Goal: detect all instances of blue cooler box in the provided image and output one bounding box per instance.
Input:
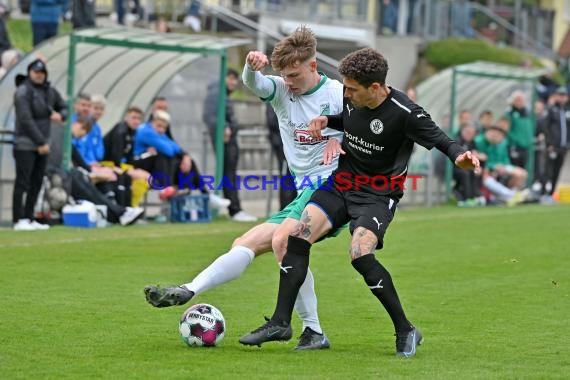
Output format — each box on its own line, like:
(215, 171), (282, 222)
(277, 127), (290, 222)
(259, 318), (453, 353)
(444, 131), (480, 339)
(62, 203), (98, 228)
(170, 194), (211, 223)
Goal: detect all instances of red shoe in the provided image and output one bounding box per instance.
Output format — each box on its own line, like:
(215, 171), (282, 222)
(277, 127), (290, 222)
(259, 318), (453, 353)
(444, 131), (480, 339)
(159, 186), (177, 201)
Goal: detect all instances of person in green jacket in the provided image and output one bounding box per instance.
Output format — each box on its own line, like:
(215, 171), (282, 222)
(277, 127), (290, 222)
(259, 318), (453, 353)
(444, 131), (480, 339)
(474, 119), (529, 204)
(505, 90), (534, 169)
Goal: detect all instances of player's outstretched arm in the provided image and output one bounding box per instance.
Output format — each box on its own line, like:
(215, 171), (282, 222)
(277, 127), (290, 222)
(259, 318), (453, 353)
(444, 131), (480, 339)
(455, 150), (481, 172)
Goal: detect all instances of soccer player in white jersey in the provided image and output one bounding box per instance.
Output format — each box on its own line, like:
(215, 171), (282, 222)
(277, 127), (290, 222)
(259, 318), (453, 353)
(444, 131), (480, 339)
(144, 26), (344, 350)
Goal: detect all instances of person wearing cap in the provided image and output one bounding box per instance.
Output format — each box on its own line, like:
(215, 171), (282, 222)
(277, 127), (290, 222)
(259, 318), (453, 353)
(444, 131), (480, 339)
(13, 58), (68, 230)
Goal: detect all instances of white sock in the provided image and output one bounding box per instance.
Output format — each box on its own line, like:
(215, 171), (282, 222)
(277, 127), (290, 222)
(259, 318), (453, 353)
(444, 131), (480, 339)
(294, 267), (323, 334)
(183, 246), (254, 296)
(484, 176), (514, 201)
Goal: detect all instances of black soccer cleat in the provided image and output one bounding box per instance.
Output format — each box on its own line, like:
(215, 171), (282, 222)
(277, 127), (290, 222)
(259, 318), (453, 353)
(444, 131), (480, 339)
(395, 326), (423, 357)
(294, 327), (330, 350)
(144, 285), (194, 308)
(239, 317), (292, 347)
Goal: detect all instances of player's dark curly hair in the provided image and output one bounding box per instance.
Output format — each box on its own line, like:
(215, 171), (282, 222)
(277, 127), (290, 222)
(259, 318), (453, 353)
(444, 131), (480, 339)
(338, 48), (389, 88)
(271, 26), (317, 71)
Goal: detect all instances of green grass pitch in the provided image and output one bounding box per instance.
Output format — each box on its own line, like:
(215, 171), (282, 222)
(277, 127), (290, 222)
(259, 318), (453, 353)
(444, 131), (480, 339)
(1, 205), (569, 379)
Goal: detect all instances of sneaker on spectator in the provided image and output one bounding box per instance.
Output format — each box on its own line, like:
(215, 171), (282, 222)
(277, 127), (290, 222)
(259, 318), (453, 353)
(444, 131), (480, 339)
(125, 13), (138, 24)
(507, 189), (530, 207)
(231, 211), (258, 222)
(119, 207), (145, 226)
(476, 196), (487, 207)
(31, 220), (50, 230)
(159, 186), (177, 201)
(209, 193), (231, 210)
(539, 195), (557, 205)
(14, 219), (37, 231)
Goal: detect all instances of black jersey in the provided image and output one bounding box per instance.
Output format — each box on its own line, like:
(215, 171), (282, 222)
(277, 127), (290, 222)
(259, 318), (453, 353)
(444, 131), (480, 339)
(327, 87), (464, 199)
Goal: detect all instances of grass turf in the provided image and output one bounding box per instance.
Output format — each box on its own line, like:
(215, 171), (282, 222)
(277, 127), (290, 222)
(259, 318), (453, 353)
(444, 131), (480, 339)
(6, 19), (72, 53)
(0, 205), (569, 379)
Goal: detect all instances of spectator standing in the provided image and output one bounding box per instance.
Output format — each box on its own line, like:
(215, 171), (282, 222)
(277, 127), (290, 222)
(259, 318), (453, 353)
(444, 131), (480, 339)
(0, 1), (12, 58)
(533, 99), (548, 195)
(266, 103), (296, 210)
(505, 90), (534, 169)
(381, 0), (398, 35)
(71, 0), (95, 29)
(30, 0), (67, 46)
(13, 59), (67, 230)
(203, 68), (257, 222)
(184, 0), (201, 32)
(543, 87), (570, 198)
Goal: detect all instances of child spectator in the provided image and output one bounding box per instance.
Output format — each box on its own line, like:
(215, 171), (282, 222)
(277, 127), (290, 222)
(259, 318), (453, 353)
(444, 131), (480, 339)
(453, 123), (485, 206)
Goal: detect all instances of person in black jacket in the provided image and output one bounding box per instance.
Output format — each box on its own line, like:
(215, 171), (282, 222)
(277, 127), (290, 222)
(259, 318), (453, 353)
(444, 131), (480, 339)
(202, 69), (257, 222)
(453, 123), (485, 206)
(104, 106), (144, 167)
(13, 59), (67, 231)
(543, 87), (570, 197)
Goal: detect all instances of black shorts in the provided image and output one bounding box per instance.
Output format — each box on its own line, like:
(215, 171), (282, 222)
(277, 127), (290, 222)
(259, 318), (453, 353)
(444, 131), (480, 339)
(308, 184), (398, 250)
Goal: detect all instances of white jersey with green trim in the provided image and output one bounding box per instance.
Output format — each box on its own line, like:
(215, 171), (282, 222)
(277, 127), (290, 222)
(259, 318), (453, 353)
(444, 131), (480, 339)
(265, 74), (344, 188)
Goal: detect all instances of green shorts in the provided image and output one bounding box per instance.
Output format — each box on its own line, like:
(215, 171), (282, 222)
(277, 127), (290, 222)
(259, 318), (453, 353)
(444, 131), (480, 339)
(266, 188), (346, 237)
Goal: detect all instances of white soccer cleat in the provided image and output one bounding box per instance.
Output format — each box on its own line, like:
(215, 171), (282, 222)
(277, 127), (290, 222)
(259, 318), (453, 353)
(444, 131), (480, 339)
(231, 211), (258, 222)
(209, 193), (231, 210)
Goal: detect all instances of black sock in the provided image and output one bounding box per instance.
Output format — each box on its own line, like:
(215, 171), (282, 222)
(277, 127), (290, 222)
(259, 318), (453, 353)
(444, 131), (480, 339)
(352, 255), (412, 333)
(271, 236), (311, 325)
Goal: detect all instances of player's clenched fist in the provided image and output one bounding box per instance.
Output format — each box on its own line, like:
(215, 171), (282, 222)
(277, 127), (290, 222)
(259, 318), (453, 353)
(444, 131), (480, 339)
(246, 51), (269, 71)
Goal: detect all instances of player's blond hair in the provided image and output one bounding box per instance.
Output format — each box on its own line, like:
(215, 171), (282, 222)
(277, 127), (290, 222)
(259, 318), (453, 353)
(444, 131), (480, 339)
(270, 26), (317, 71)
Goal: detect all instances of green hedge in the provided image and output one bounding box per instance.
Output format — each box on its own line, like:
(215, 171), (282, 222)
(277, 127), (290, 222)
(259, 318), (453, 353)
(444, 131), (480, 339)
(7, 19), (72, 53)
(425, 38), (542, 70)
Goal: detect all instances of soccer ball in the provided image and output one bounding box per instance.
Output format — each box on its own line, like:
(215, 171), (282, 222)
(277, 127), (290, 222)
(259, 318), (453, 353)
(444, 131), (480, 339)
(179, 304), (225, 347)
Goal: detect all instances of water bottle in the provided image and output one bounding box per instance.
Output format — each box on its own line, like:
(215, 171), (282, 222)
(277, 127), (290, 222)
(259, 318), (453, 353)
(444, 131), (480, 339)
(189, 198), (199, 221)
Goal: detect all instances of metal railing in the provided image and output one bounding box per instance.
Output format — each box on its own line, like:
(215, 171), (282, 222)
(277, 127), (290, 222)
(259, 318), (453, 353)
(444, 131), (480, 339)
(409, 0), (557, 60)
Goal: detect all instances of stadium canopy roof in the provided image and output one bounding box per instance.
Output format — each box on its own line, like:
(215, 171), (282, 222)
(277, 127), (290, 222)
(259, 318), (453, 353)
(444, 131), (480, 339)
(416, 61), (550, 132)
(0, 27), (250, 176)
(414, 61), (550, 197)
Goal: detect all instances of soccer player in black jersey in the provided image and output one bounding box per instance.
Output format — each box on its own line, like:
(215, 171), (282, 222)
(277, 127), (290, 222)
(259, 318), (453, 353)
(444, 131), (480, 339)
(239, 48), (480, 357)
